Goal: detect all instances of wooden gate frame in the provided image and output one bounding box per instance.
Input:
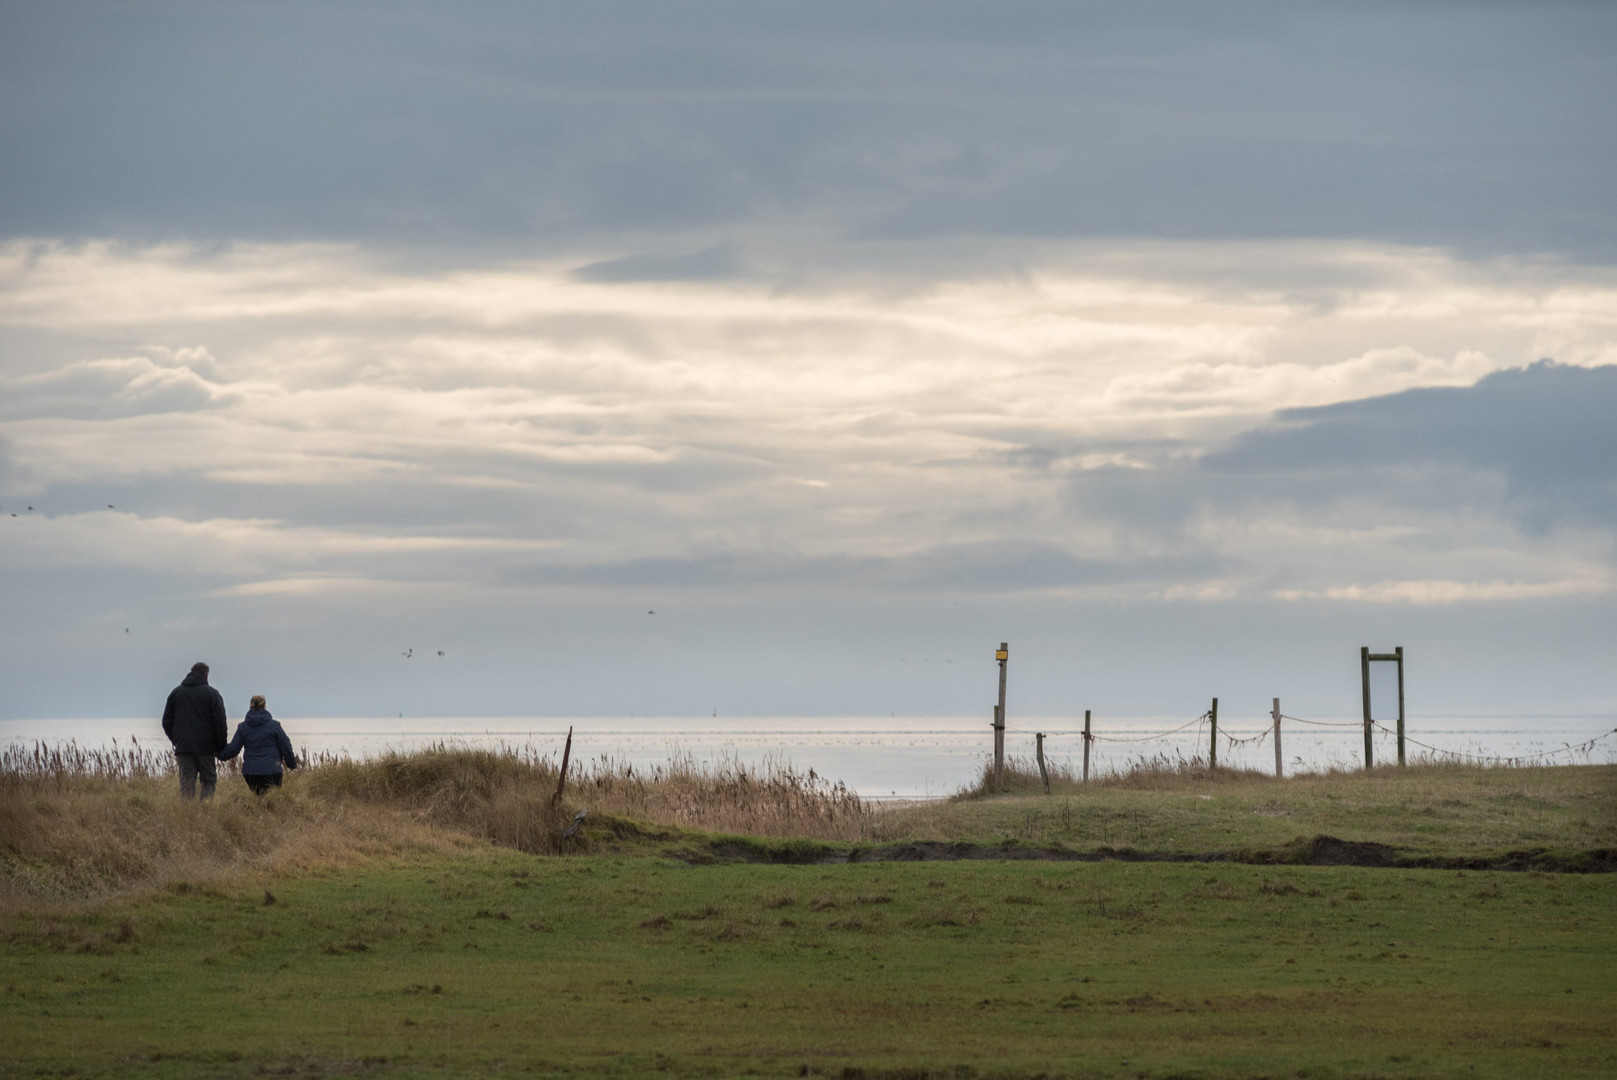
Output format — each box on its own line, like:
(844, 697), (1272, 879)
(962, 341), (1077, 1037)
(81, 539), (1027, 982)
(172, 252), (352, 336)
(1359, 645), (1406, 769)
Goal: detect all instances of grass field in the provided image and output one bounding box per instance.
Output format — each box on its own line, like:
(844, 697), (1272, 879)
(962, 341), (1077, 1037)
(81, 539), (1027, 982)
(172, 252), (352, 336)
(2, 750), (1614, 1078)
(885, 760), (1617, 861)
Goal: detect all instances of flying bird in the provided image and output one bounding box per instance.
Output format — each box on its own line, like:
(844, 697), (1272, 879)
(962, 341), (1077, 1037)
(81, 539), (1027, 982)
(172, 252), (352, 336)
(647, 610), (655, 615)
(437, 650), (445, 657)
(107, 504), (115, 509)
(402, 648), (413, 659)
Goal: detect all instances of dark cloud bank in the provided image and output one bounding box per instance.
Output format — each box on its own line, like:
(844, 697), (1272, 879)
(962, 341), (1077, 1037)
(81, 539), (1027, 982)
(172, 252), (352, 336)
(3, 1), (1614, 262)
(1063, 360), (1617, 548)
(1209, 361), (1617, 532)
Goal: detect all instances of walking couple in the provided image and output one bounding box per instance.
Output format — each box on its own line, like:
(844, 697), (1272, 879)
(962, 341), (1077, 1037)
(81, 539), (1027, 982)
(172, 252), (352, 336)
(161, 662), (299, 799)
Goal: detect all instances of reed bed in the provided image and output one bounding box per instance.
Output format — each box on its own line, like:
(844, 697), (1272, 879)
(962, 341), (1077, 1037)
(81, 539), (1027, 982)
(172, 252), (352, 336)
(950, 744), (1580, 800)
(0, 737), (173, 787)
(955, 750), (1272, 798)
(0, 740), (869, 904)
(571, 750), (867, 839)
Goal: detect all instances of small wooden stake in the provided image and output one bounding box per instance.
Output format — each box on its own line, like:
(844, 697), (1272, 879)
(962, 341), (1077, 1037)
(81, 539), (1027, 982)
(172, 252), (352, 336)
(552, 725), (573, 805)
(1035, 732), (1050, 795)
(1209, 697), (1219, 771)
(1272, 698), (1283, 779)
(1082, 709), (1092, 784)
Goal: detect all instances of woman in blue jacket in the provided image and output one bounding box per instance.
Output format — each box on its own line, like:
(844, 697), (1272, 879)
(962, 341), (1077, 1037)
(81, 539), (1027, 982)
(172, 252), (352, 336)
(218, 695), (299, 794)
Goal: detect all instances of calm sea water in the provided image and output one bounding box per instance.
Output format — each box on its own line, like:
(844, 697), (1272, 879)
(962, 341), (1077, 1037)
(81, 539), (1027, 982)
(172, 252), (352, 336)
(4, 713), (1613, 798)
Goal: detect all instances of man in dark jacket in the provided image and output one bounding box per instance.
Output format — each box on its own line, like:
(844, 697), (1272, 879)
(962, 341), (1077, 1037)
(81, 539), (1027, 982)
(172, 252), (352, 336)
(161, 662), (228, 799)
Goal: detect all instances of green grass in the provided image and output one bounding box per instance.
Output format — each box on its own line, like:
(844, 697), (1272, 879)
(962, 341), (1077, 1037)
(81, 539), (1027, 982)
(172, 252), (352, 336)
(3, 852), (1614, 1079)
(4, 758), (1615, 1077)
(884, 763), (1617, 860)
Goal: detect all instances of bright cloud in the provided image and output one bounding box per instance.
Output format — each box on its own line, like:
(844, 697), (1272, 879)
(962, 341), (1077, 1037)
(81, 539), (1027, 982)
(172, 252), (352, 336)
(2, 238), (1615, 717)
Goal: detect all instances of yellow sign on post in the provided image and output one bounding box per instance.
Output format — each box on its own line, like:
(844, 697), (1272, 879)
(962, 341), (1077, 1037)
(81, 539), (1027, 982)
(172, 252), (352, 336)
(996, 649), (1008, 661)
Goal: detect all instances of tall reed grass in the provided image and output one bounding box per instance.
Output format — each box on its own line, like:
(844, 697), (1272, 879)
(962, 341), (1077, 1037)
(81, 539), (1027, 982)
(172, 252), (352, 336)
(0, 737), (172, 787)
(957, 750), (1281, 798)
(953, 744), (1574, 800)
(1, 740), (869, 904)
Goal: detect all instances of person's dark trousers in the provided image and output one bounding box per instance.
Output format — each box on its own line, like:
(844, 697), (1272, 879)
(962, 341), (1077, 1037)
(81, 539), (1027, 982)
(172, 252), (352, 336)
(244, 772), (283, 796)
(175, 752), (218, 800)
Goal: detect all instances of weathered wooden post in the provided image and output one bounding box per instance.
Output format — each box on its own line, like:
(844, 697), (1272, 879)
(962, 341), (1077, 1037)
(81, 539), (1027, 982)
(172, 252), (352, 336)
(1395, 646), (1406, 767)
(1272, 698), (1282, 779)
(1359, 646), (1374, 770)
(993, 642), (1008, 793)
(1208, 697), (1219, 770)
(1082, 709), (1092, 784)
(1035, 732), (1050, 795)
(552, 724), (574, 805)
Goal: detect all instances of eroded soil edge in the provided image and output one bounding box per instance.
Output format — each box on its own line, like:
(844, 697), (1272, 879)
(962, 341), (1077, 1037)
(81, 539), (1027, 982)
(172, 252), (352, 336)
(687, 834), (1617, 873)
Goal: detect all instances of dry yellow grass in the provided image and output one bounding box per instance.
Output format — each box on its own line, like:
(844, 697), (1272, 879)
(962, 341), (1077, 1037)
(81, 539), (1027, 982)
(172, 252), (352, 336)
(0, 741), (870, 906)
(0, 772), (477, 907)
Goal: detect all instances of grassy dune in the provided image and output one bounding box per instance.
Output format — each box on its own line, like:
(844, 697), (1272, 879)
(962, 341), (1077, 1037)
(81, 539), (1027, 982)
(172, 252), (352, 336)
(1, 743), (866, 903)
(892, 759), (1617, 860)
(2, 746), (1615, 1077)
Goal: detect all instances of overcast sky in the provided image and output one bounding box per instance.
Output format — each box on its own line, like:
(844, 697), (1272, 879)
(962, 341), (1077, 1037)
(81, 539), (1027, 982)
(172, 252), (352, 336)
(2, 2), (1614, 723)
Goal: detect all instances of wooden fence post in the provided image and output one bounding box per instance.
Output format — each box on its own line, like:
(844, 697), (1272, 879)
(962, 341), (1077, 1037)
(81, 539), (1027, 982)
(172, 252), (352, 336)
(1035, 732), (1050, 795)
(1209, 697), (1218, 770)
(1082, 709), (1092, 784)
(1360, 646), (1374, 771)
(994, 643), (1008, 793)
(552, 725), (574, 805)
(1395, 645), (1406, 767)
(991, 707), (1002, 793)
(1272, 698), (1282, 779)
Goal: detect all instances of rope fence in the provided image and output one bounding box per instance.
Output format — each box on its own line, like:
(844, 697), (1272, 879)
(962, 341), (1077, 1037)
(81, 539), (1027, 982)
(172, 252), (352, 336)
(1031, 708), (1617, 773)
(1366, 720), (1617, 767)
(1280, 713), (1362, 728)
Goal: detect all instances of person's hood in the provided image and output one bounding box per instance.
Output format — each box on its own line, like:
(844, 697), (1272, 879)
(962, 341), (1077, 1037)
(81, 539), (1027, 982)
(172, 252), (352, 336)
(244, 707), (274, 726)
(182, 670), (208, 687)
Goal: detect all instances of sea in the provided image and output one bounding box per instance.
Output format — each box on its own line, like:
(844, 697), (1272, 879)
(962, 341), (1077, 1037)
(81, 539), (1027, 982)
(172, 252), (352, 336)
(4, 712), (1614, 799)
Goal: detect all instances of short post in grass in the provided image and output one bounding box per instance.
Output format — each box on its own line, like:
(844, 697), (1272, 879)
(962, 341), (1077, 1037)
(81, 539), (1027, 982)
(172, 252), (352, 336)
(1082, 709), (1092, 784)
(1035, 732), (1050, 795)
(1272, 698), (1282, 779)
(993, 642), (1009, 793)
(1208, 697), (1218, 770)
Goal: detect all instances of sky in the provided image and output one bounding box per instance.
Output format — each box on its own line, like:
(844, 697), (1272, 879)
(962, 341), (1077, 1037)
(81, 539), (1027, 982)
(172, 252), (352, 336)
(2, 2), (1615, 723)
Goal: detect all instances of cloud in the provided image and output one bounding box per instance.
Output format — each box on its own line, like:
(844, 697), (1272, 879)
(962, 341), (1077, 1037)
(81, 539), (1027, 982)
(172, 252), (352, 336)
(498, 541), (1218, 596)
(0, 242), (1610, 724)
(572, 244), (746, 283)
(1274, 578), (1610, 605)
(0, 353), (221, 420)
(4, 241), (1615, 598)
(1209, 361), (1617, 530)
(2, 5), (1614, 261)
(3, 239), (1616, 719)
